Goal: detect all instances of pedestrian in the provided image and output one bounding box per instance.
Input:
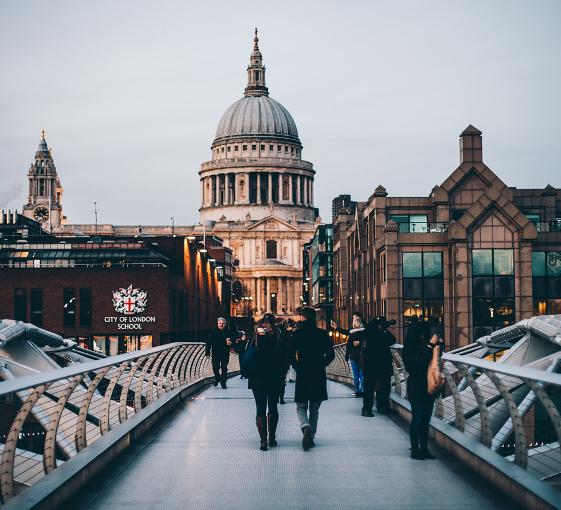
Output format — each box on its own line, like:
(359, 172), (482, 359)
(291, 306), (335, 451)
(330, 312), (366, 397)
(361, 316), (396, 417)
(276, 319), (292, 404)
(236, 331), (248, 379)
(205, 317), (233, 389)
(248, 313), (286, 451)
(402, 320), (442, 460)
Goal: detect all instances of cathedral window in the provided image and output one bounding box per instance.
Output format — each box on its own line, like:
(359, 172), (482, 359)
(252, 144), (257, 151)
(260, 144), (265, 151)
(277, 145), (281, 151)
(266, 240), (277, 260)
(284, 146), (288, 153)
(234, 145), (239, 151)
(269, 144), (273, 151)
(254, 70), (260, 81)
(291, 147), (294, 155)
(243, 145), (248, 151)
(221, 147), (224, 152)
(227, 146), (231, 152)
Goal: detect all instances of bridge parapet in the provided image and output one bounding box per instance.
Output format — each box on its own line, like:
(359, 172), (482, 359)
(0, 320), (238, 507)
(327, 314), (561, 510)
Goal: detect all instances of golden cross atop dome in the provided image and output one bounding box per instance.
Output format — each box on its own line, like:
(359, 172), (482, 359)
(40, 129), (46, 140)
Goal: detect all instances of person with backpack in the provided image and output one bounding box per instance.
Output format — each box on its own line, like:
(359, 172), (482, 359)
(246, 313), (286, 451)
(291, 306), (335, 451)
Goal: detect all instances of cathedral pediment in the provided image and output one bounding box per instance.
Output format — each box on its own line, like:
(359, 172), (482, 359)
(243, 215), (298, 232)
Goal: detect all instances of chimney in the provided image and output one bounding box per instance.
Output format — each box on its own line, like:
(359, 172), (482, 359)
(459, 124), (482, 163)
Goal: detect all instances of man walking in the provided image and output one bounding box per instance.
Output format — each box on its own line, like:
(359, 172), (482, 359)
(205, 317), (233, 388)
(291, 306), (335, 451)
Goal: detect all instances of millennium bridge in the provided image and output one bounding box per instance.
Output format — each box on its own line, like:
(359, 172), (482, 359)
(1, 317), (561, 510)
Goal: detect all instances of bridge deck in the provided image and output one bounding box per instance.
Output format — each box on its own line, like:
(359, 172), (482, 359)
(67, 377), (518, 510)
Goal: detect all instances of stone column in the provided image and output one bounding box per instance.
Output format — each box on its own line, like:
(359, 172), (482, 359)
(266, 277), (271, 312)
(256, 173), (261, 205)
(224, 174), (230, 205)
(303, 177), (308, 205)
(278, 276), (283, 312)
(310, 178), (314, 206)
(278, 173), (283, 202)
(296, 175), (301, 204)
(289, 174), (293, 204)
(256, 277), (262, 313)
(268, 173), (273, 203)
(214, 175), (219, 206)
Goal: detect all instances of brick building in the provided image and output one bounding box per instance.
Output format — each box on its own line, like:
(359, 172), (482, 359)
(333, 126), (561, 349)
(0, 221), (225, 352)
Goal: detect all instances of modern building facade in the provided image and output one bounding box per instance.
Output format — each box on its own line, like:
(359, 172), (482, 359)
(333, 126), (561, 349)
(303, 224), (334, 328)
(0, 219), (223, 351)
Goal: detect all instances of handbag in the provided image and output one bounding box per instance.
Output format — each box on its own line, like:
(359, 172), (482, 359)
(240, 339), (258, 379)
(427, 347), (445, 395)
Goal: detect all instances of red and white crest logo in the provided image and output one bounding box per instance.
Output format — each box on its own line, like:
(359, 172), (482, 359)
(112, 285), (148, 315)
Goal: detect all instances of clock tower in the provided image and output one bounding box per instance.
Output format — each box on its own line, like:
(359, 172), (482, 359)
(22, 130), (66, 230)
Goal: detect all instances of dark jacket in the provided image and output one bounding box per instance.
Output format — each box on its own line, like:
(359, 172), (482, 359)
(402, 339), (434, 402)
(248, 327), (286, 393)
(339, 327), (366, 363)
(362, 323), (396, 377)
(205, 328), (233, 360)
(291, 321), (335, 403)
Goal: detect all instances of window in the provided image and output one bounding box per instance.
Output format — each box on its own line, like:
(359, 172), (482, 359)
(277, 145), (281, 151)
(221, 147), (224, 153)
(227, 146), (231, 152)
(472, 249), (515, 339)
(63, 289), (76, 326)
(451, 209), (466, 221)
(14, 289), (26, 322)
(260, 144), (265, 151)
(390, 214), (428, 233)
(266, 240), (277, 259)
(532, 251), (561, 315)
(402, 252), (444, 334)
(254, 70), (260, 81)
(80, 288), (92, 326)
(251, 144), (257, 151)
(31, 289), (43, 327)
(284, 145), (288, 153)
(242, 144), (248, 151)
(234, 145), (238, 151)
(269, 145), (273, 151)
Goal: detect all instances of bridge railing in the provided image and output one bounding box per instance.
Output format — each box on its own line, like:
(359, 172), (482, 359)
(0, 341), (225, 505)
(327, 342), (561, 500)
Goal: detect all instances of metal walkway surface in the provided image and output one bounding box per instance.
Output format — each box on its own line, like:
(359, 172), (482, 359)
(65, 377), (519, 510)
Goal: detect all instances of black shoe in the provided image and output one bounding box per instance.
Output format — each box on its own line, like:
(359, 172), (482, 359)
(310, 438), (316, 448)
(420, 449), (436, 459)
(361, 410), (375, 417)
(411, 449), (424, 460)
(213, 381), (219, 387)
(221, 383), (227, 389)
(279, 398), (286, 404)
(302, 426), (313, 451)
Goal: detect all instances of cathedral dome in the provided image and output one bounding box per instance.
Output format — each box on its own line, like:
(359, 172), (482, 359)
(214, 95), (299, 145)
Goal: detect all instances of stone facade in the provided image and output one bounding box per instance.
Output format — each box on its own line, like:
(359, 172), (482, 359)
(333, 125), (561, 349)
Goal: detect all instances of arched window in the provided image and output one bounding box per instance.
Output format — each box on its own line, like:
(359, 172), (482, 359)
(266, 240), (277, 259)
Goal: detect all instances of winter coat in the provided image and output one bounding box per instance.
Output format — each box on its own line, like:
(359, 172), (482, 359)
(340, 327), (366, 363)
(247, 328), (286, 393)
(205, 328), (233, 360)
(402, 340), (435, 402)
(291, 321), (335, 403)
(361, 323), (396, 378)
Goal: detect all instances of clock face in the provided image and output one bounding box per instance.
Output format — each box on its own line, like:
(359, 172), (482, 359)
(33, 206), (49, 223)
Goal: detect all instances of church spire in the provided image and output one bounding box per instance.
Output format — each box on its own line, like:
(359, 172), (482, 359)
(37, 129), (49, 154)
(244, 28), (268, 97)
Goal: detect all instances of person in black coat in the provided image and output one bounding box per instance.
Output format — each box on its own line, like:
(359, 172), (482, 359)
(402, 319), (442, 460)
(248, 313), (286, 451)
(235, 331), (248, 379)
(276, 319), (292, 404)
(291, 306), (335, 451)
(330, 312), (367, 397)
(361, 316), (396, 417)
(205, 317), (233, 388)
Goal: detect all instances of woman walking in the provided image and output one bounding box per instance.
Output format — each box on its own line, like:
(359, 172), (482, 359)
(402, 320), (442, 460)
(330, 312), (366, 397)
(247, 313), (286, 451)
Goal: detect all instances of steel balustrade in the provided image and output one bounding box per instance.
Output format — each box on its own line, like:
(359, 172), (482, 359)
(0, 342), (240, 504)
(326, 342), (561, 493)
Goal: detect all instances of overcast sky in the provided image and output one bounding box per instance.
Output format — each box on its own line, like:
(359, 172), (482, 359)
(1, 0), (560, 226)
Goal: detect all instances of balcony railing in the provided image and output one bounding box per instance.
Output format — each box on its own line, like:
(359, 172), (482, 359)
(396, 222), (449, 233)
(533, 220), (561, 233)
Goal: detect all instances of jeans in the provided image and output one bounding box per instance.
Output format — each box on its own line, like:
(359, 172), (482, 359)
(410, 396), (436, 450)
(212, 357), (228, 385)
(252, 388), (279, 418)
(349, 360), (363, 393)
(297, 401), (321, 438)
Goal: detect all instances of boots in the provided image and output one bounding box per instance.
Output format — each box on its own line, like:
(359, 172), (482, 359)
(256, 417), (267, 451)
(267, 413), (278, 447)
(302, 425), (313, 451)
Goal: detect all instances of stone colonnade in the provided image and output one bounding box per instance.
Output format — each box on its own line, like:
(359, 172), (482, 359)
(240, 275), (301, 316)
(201, 171), (314, 208)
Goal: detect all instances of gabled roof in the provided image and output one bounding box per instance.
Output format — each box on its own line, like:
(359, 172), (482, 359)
(243, 215), (299, 232)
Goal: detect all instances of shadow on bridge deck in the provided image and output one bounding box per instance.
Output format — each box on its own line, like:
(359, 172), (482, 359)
(63, 378), (519, 510)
